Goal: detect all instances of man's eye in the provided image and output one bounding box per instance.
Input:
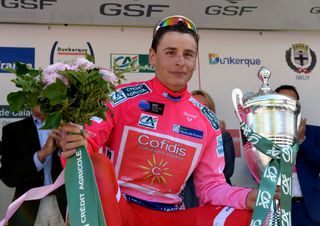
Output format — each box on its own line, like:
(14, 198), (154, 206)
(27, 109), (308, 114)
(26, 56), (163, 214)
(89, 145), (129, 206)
(166, 51), (175, 56)
(184, 52), (194, 58)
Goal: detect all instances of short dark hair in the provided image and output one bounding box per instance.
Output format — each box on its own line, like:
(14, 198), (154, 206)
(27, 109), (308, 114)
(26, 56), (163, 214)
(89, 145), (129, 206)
(151, 21), (199, 52)
(275, 85), (300, 100)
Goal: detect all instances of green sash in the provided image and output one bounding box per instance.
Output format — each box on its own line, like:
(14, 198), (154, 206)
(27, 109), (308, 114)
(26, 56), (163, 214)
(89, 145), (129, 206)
(240, 122), (298, 226)
(64, 146), (106, 226)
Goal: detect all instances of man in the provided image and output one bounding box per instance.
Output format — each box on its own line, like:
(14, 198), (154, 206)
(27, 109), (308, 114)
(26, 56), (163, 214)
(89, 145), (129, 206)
(0, 106), (66, 226)
(275, 85), (320, 226)
(58, 15), (256, 226)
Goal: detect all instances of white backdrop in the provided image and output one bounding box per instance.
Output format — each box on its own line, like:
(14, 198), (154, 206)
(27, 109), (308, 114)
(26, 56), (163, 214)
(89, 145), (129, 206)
(0, 23), (319, 218)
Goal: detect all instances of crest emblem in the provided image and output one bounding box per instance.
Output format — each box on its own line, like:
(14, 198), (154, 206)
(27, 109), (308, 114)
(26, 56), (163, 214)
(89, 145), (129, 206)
(285, 43), (317, 74)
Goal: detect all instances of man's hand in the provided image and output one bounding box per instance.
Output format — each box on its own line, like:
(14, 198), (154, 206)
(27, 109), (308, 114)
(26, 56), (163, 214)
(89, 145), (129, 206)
(246, 188), (258, 210)
(53, 124), (89, 159)
(246, 187), (281, 210)
(37, 134), (56, 162)
(297, 117), (307, 144)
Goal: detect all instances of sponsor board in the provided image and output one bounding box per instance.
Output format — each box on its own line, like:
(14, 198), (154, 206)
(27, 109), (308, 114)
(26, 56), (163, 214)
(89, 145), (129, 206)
(208, 52), (261, 67)
(110, 54), (154, 73)
(0, 47), (35, 73)
(50, 41), (94, 64)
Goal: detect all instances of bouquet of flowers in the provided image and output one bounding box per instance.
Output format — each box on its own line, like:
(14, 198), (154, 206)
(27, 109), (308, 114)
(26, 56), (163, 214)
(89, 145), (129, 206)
(6, 56), (136, 226)
(6, 56), (130, 129)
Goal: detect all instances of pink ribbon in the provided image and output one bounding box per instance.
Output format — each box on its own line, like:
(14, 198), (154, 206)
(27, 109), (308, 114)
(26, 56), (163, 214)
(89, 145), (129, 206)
(0, 169), (65, 226)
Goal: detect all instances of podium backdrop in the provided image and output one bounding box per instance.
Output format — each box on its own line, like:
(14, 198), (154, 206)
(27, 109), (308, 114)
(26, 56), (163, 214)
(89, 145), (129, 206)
(1, 23), (320, 218)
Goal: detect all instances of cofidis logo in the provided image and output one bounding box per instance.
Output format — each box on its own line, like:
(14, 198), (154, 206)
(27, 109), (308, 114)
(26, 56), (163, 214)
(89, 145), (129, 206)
(208, 52), (261, 67)
(0, 47), (35, 73)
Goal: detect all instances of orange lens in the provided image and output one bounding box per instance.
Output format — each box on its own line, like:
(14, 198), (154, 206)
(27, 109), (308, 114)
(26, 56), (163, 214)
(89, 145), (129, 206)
(154, 15), (197, 35)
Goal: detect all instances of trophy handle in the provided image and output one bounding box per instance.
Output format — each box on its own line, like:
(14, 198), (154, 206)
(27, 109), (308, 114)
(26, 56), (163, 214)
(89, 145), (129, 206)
(232, 88), (244, 122)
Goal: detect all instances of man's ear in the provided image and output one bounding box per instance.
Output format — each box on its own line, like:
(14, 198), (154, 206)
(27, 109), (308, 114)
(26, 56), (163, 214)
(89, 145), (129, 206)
(149, 48), (155, 66)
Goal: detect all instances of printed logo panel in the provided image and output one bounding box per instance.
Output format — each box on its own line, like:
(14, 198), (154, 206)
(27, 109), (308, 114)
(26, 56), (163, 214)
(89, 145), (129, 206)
(172, 124), (203, 139)
(139, 113), (158, 129)
(216, 135), (224, 157)
(110, 84), (151, 107)
(116, 127), (202, 194)
(189, 97), (219, 130)
(50, 41), (94, 64)
(208, 52), (261, 67)
(285, 43), (317, 81)
(110, 54), (155, 73)
(139, 100), (165, 115)
(0, 47), (35, 73)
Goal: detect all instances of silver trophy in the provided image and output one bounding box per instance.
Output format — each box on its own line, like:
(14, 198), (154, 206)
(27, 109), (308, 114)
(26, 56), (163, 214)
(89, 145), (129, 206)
(232, 66), (301, 225)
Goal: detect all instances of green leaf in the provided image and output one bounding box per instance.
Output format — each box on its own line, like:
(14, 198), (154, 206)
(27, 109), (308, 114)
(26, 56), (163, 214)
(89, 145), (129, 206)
(15, 62), (30, 75)
(7, 91), (27, 112)
(43, 79), (67, 105)
(41, 111), (62, 129)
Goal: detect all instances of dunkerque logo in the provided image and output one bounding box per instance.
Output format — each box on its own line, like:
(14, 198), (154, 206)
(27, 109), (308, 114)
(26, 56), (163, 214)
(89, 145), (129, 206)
(50, 41), (94, 65)
(208, 52), (261, 67)
(285, 43), (317, 74)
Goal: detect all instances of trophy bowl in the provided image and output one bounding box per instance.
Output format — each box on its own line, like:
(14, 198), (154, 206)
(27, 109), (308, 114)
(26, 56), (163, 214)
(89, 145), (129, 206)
(232, 66), (301, 183)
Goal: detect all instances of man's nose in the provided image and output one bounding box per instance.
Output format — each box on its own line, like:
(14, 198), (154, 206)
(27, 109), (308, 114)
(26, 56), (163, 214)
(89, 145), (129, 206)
(176, 54), (185, 66)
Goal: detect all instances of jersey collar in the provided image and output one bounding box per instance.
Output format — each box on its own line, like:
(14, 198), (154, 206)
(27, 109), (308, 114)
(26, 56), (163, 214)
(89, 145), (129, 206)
(151, 77), (190, 102)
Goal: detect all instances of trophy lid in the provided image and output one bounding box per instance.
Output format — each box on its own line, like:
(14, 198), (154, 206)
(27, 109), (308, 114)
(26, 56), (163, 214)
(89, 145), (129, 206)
(243, 66), (300, 112)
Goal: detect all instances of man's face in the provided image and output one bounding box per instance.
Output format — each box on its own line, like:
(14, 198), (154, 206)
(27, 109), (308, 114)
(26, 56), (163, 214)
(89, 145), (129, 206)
(149, 31), (197, 92)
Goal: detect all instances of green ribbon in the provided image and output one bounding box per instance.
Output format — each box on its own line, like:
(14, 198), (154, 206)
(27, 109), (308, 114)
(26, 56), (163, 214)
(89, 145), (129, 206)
(64, 146), (106, 226)
(240, 122), (298, 226)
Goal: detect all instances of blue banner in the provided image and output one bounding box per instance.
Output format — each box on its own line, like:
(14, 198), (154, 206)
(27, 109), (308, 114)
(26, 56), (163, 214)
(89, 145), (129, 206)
(0, 47), (35, 73)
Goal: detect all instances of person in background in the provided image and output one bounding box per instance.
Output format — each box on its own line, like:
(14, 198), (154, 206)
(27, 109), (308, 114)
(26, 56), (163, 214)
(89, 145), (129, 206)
(0, 106), (66, 226)
(275, 85), (320, 226)
(183, 90), (236, 209)
(191, 90), (235, 185)
(56, 15), (258, 226)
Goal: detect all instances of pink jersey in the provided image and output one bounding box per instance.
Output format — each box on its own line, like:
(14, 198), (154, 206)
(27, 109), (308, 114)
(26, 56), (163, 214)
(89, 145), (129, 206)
(85, 77), (250, 209)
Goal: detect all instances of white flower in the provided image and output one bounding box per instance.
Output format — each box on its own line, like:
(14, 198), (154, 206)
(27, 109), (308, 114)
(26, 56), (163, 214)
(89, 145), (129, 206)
(43, 62), (69, 86)
(75, 58), (94, 70)
(100, 68), (117, 83)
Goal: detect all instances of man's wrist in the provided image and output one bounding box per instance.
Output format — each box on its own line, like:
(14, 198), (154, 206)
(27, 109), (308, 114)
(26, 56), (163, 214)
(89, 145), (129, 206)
(37, 150), (46, 163)
(298, 136), (306, 144)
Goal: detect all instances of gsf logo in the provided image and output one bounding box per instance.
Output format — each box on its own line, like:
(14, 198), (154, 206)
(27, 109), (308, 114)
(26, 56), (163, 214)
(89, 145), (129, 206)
(205, 5), (258, 16)
(310, 7), (320, 14)
(100, 3), (170, 17)
(0, 0), (57, 9)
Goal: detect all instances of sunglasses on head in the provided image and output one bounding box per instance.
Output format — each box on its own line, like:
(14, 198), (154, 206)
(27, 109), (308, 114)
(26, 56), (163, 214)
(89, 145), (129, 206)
(154, 15), (198, 35)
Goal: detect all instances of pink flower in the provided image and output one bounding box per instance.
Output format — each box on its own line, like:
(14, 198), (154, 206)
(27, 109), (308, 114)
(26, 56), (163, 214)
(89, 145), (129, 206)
(100, 68), (117, 83)
(43, 62), (69, 86)
(75, 58), (94, 70)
